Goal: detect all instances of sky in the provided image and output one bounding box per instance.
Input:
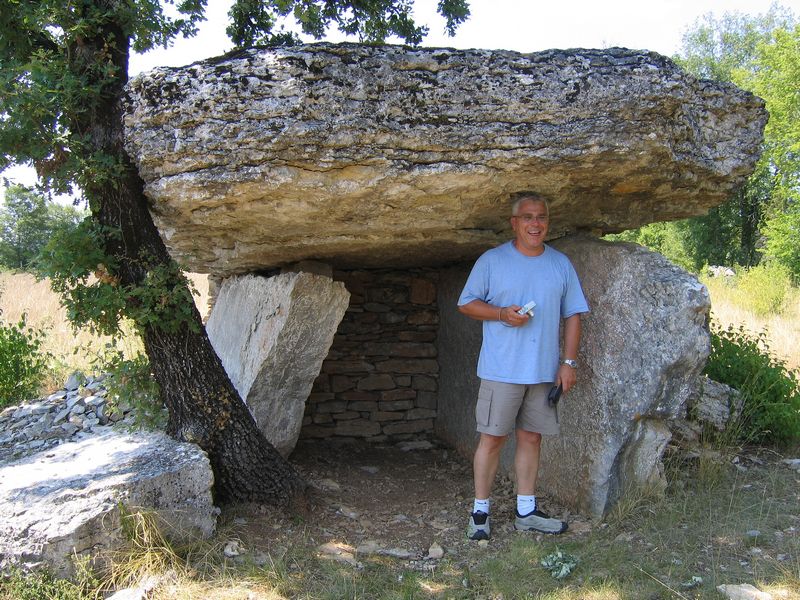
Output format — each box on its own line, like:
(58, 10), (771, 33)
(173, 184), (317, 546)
(3, 0), (800, 198)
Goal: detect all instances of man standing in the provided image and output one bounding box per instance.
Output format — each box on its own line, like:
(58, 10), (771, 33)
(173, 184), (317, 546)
(457, 193), (589, 540)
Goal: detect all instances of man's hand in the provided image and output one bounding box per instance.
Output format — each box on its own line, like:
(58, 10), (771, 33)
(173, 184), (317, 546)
(556, 364), (577, 393)
(499, 305), (529, 327)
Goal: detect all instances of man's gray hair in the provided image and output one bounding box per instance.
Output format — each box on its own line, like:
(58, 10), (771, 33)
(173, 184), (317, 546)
(510, 192), (550, 216)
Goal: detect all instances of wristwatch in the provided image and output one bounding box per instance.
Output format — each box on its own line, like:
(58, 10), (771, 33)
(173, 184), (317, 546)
(560, 359), (577, 368)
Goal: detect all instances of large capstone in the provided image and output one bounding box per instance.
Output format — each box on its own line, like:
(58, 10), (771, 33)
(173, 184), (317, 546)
(0, 430), (216, 578)
(437, 236), (710, 517)
(123, 43), (766, 277)
(206, 271), (350, 455)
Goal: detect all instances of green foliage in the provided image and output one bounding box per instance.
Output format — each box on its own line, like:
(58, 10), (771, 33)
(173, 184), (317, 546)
(0, 312), (50, 407)
(96, 345), (165, 429)
(226, 0), (470, 47)
(0, 184), (85, 270)
(735, 261), (793, 316)
(0, 0), (208, 195)
(704, 322), (800, 446)
(672, 8), (798, 272)
(0, 567), (90, 600)
(763, 202), (800, 282)
(604, 220), (695, 272)
(675, 6), (795, 82)
(738, 24), (800, 203)
(36, 218), (200, 337)
(540, 548), (579, 579)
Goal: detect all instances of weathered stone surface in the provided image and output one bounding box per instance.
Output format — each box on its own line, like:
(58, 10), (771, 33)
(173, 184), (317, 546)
(123, 43), (765, 277)
(0, 430), (215, 578)
(670, 375), (743, 443)
(206, 271), (349, 456)
(437, 236), (710, 517)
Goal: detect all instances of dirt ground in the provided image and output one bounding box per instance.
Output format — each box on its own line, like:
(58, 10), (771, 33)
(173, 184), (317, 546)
(226, 437), (594, 565)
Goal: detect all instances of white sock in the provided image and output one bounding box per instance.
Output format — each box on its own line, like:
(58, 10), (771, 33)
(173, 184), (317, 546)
(517, 494), (536, 515)
(473, 498), (491, 514)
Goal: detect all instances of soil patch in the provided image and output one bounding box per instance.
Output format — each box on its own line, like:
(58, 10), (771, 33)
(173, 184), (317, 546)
(225, 437), (594, 563)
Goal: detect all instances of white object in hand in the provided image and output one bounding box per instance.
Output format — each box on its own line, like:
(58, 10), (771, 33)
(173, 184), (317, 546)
(517, 300), (536, 317)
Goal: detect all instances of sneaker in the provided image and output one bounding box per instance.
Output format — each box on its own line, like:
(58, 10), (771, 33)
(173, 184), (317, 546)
(514, 508), (568, 534)
(467, 511), (491, 540)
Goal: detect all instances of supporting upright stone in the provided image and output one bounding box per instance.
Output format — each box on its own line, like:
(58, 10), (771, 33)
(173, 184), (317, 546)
(437, 236), (710, 517)
(206, 271), (350, 456)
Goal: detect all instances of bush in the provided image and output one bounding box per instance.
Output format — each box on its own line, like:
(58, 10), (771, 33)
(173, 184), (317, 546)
(704, 322), (800, 446)
(0, 313), (51, 408)
(734, 262), (793, 317)
(0, 567), (89, 600)
(95, 345), (165, 428)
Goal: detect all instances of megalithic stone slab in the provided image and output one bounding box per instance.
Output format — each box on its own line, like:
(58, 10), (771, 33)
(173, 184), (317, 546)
(123, 43), (766, 276)
(0, 431), (216, 578)
(206, 271), (350, 456)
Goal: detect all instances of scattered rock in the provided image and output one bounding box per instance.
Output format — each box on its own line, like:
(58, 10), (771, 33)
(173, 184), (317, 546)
(314, 478), (342, 492)
(717, 583), (774, 600)
(0, 375), (143, 466)
(745, 530), (761, 539)
(426, 542), (445, 560)
(105, 575), (162, 600)
(318, 542), (361, 568)
(223, 540), (243, 558)
(782, 458), (800, 472)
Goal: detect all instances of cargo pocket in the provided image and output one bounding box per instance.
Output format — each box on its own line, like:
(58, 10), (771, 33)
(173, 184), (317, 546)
(475, 385), (493, 427)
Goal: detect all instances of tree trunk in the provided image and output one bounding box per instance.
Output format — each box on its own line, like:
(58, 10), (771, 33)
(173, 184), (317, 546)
(69, 1), (305, 506)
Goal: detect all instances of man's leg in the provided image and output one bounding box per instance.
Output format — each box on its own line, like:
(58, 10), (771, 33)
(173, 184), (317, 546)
(468, 432), (506, 540)
(513, 384), (568, 535)
(514, 428), (542, 496)
(474, 432), (507, 499)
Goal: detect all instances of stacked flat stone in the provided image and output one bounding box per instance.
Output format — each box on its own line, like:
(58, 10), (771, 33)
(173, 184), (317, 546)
(0, 373), (135, 465)
(303, 268), (439, 441)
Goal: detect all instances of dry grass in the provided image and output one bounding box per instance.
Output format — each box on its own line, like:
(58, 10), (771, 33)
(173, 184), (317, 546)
(702, 275), (800, 373)
(0, 271), (210, 391)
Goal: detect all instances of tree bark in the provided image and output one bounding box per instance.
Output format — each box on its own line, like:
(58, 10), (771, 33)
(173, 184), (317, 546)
(68, 1), (305, 506)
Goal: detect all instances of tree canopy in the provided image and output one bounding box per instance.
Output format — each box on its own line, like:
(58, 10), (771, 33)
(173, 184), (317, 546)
(0, 185), (85, 270)
(614, 6), (800, 280)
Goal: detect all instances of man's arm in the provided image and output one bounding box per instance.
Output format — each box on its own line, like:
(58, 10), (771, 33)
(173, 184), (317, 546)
(458, 299), (528, 327)
(557, 313), (582, 392)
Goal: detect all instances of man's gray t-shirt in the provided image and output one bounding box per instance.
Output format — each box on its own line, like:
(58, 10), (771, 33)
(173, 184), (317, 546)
(458, 241), (589, 384)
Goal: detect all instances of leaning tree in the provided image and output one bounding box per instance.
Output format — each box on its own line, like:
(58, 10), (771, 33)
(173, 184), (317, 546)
(0, 0), (469, 505)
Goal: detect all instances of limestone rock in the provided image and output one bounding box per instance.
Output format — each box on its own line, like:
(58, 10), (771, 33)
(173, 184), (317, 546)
(0, 430), (216, 578)
(670, 375), (743, 443)
(206, 271), (349, 456)
(123, 43), (766, 277)
(437, 236), (710, 517)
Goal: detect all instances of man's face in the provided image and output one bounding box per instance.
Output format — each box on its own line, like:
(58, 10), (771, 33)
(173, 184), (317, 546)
(511, 199), (549, 256)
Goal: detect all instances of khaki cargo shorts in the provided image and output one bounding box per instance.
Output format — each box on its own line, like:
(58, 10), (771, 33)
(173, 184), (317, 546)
(475, 379), (559, 436)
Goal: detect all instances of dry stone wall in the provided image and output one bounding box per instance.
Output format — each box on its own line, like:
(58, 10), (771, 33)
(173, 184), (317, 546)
(302, 269), (439, 442)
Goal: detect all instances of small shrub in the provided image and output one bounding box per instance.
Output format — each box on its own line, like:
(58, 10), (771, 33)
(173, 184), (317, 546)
(704, 322), (800, 446)
(95, 344), (165, 428)
(0, 567), (88, 600)
(0, 312), (51, 407)
(734, 262), (793, 317)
